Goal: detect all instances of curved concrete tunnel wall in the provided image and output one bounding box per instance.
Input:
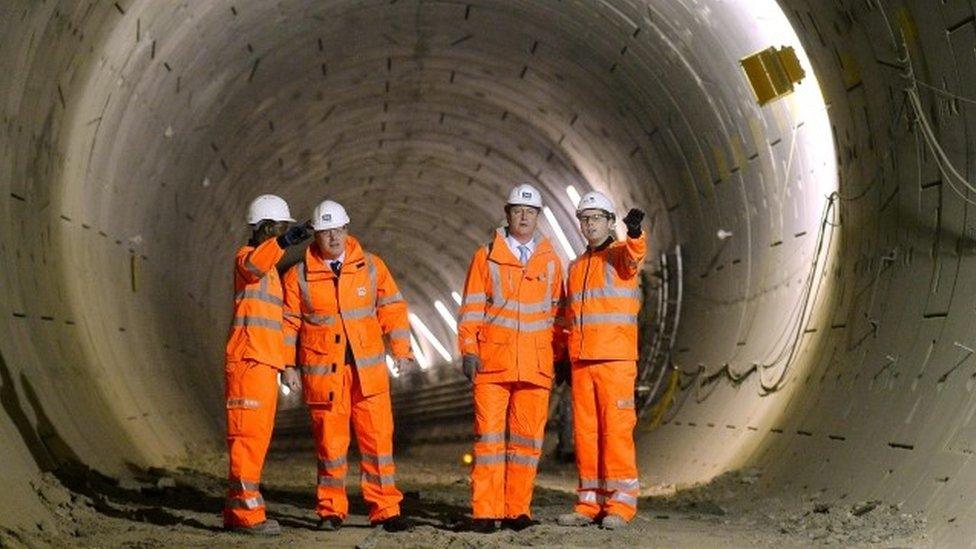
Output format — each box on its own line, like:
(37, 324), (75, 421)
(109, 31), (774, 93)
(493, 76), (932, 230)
(1, 0), (975, 544)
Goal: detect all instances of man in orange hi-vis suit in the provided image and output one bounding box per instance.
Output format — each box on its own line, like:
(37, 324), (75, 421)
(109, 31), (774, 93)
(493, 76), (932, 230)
(224, 194), (310, 535)
(557, 190), (646, 531)
(281, 199), (416, 533)
(457, 183), (567, 533)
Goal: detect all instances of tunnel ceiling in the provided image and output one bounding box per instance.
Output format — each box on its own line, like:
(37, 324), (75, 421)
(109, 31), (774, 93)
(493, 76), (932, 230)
(56, 0), (976, 542)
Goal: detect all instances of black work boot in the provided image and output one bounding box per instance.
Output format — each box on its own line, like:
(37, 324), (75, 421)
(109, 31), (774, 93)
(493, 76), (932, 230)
(501, 515), (539, 531)
(227, 519), (282, 536)
(372, 514), (414, 532)
(317, 516), (342, 531)
(470, 518), (498, 533)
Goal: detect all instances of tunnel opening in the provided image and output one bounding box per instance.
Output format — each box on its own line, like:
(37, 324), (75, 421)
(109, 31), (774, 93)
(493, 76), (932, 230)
(10, 0), (968, 546)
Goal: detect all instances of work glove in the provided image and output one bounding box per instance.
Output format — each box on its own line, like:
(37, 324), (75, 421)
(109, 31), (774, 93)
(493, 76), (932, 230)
(282, 366), (302, 393)
(277, 221), (312, 248)
(554, 358), (571, 386)
(462, 354), (481, 383)
(623, 208), (645, 238)
(394, 357), (419, 376)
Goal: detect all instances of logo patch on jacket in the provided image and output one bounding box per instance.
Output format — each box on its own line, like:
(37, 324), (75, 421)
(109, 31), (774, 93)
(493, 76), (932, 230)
(357, 286), (367, 297)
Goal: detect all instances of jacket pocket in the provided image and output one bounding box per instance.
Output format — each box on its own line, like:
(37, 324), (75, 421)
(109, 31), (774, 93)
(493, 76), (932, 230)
(476, 327), (511, 372)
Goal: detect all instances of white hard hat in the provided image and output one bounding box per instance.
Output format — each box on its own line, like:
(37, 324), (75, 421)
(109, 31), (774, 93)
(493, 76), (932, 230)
(246, 194), (295, 225)
(311, 200), (350, 231)
(506, 183), (543, 209)
(576, 191), (616, 217)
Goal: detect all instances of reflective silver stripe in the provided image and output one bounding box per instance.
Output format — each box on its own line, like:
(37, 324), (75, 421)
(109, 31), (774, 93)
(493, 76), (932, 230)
(575, 313), (637, 325)
(226, 495), (265, 509)
(547, 260), (555, 298)
(232, 316), (282, 330)
(228, 478), (260, 491)
(388, 328), (411, 341)
(579, 478), (600, 490)
(226, 398), (260, 409)
(474, 453), (506, 465)
(578, 491), (602, 504)
(366, 254), (378, 307)
(360, 453), (395, 466)
(377, 292), (403, 306)
(476, 432), (505, 443)
(342, 306), (376, 320)
(485, 315), (553, 332)
(508, 433), (543, 449)
(519, 300), (553, 314)
(235, 289), (284, 306)
(604, 478), (640, 491)
(488, 261), (504, 304)
(301, 364), (336, 375)
(617, 398), (635, 409)
(361, 472), (395, 486)
(284, 335), (297, 346)
(244, 258), (265, 279)
(507, 454), (539, 467)
(356, 353), (385, 369)
(604, 259), (616, 287)
(459, 311), (485, 323)
(463, 293), (487, 305)
(318, 456), (347, 470)
(611, 492), (638, 506)
(303, 313), (335, 326)
(569, 286), (641, 303)
(318, 476), (345, 487)
(298, 263), (314, 312)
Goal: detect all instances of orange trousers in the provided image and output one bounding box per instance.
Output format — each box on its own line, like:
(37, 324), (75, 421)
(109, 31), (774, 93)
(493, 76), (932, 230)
(471, 381), (549, 519)
(224, 360), (279, 527)
(571, 360), (639, 520)
(309, 365), (402, 522)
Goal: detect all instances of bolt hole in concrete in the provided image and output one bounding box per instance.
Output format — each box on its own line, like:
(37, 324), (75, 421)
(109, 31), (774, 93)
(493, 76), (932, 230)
(0, 0), (958, 545)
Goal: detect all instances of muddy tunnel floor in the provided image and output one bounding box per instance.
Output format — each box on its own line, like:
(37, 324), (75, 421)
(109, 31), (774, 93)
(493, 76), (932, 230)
(0, 451), (928, 548)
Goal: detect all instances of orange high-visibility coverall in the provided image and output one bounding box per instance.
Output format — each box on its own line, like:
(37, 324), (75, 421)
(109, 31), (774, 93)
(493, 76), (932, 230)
(282, 236), (411, 523)
(224, 237), (289, 527)
(458, 229), (566, 519)
(563, 233), (646, 521)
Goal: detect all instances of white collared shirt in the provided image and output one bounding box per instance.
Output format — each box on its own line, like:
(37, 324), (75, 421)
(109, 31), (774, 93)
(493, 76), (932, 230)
(327, 251), (346, 270)
(505, 232), (536, 265)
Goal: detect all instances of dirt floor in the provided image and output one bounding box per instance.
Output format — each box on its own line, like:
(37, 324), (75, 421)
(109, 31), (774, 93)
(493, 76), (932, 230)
(0, 449), (929, 548)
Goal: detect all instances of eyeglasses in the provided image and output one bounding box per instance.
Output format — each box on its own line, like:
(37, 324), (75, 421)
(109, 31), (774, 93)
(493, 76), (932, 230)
(577, 214), (610, 224)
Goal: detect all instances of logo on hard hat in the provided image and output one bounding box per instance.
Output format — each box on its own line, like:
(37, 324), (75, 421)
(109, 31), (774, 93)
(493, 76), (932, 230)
(521, 191), (532, 198)
(323, 214), (331, 221)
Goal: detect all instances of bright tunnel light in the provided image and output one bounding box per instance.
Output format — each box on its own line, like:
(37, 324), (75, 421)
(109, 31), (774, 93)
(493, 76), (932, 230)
(410, 334), (431, 369)
(451, 291), (462, 305)
(543, 206), (577, 260)
(385, 354), (399, 378)
(565, 184), (582, 206)
(434, 299), (458, 334)
(409, 312), (453, 362)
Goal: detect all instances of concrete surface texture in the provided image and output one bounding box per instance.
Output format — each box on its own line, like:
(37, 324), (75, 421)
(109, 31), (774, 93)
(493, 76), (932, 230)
(0, 0), (972, 546)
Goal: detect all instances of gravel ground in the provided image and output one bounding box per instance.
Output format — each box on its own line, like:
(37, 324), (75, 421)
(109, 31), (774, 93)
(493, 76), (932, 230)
(0, 452), (929, 548)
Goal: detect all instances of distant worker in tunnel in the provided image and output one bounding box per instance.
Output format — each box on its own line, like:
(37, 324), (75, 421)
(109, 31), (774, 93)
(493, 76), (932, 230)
(281, 199), (416, 533)
(557, 191), (646, 530)
(224, 194), (311, 535)
(458, 183), (567, 533)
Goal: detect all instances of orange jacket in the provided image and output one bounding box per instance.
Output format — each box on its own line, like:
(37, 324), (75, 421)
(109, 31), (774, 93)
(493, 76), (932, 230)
(564, 234), (646, 361)
(458, 229), (566, 388)
(225, 238), (288, 369)
(282, 236), (411, 402)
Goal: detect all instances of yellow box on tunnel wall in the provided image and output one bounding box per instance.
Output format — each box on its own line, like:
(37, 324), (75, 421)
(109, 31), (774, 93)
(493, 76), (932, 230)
(739, 46), (805, 106)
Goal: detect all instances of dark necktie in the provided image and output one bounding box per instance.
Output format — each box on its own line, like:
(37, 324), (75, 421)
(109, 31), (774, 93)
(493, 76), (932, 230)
(330, 260), (342, 276)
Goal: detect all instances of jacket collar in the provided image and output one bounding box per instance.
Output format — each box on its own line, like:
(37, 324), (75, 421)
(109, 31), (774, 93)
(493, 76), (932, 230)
(488, 228), (554, 266)
(306, 235), (366, 276)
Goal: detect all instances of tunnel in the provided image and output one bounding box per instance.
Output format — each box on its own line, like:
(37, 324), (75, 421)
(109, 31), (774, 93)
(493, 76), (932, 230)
(0, 0), (973, 545)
